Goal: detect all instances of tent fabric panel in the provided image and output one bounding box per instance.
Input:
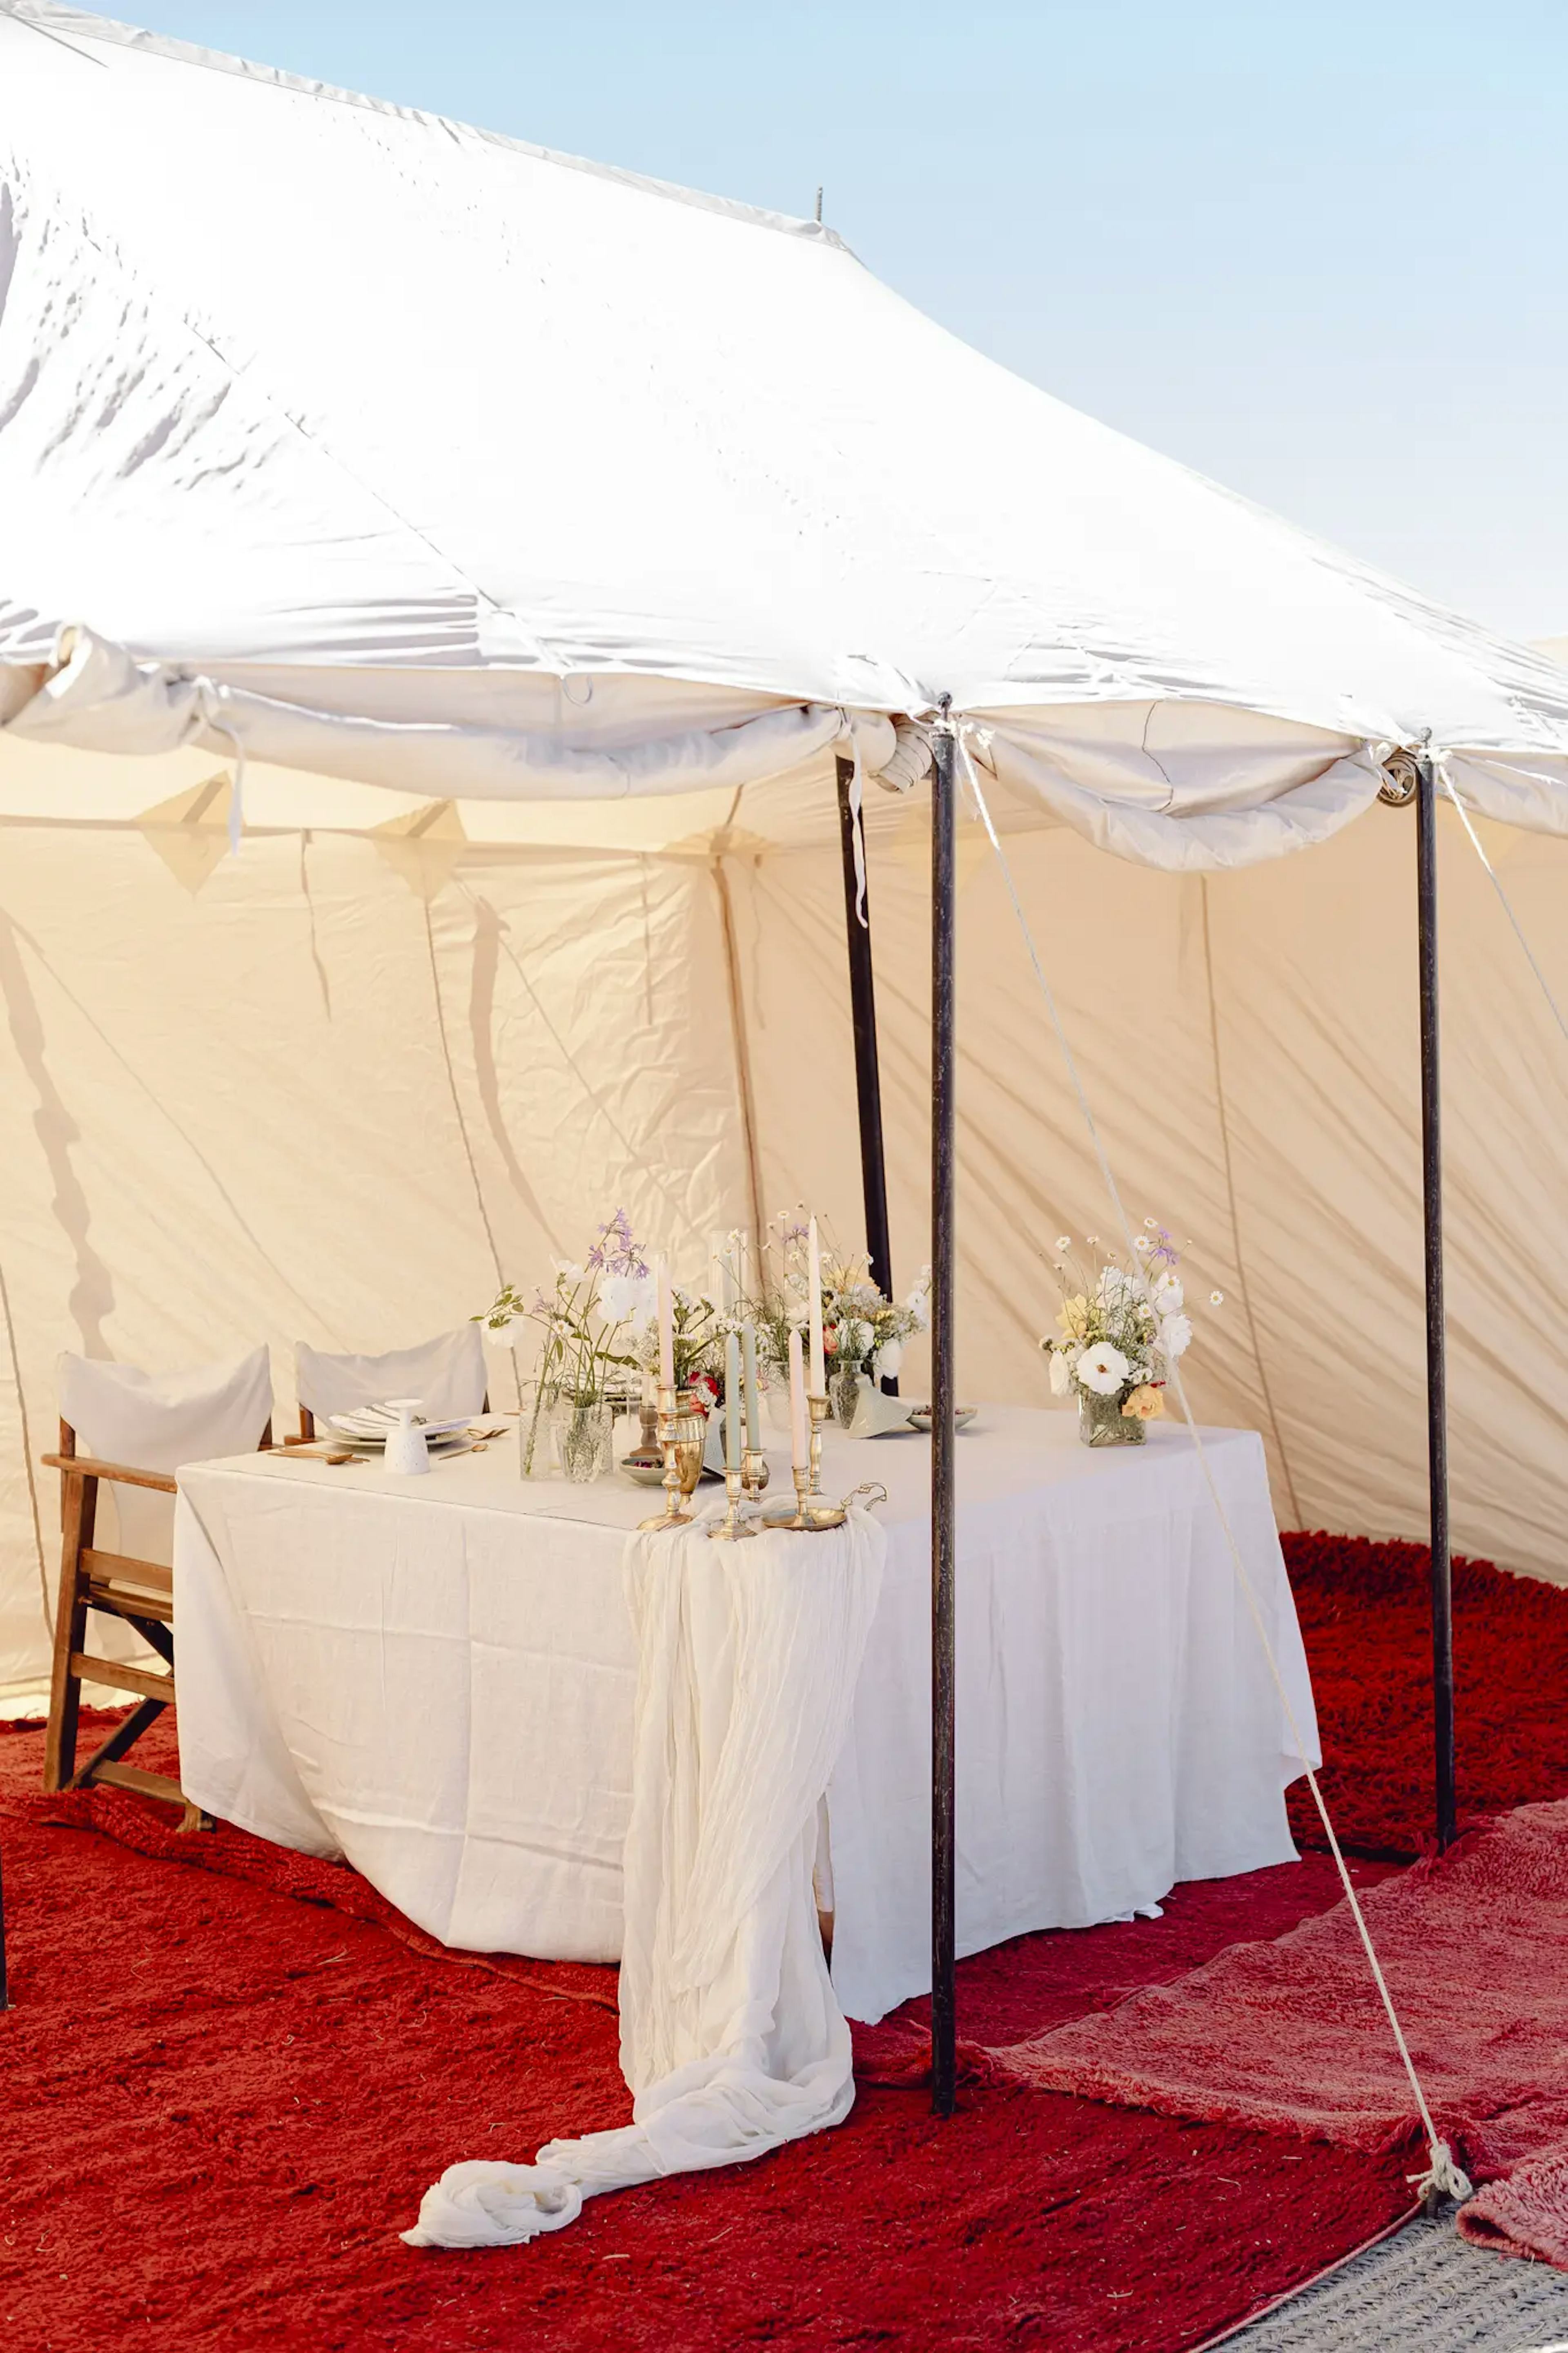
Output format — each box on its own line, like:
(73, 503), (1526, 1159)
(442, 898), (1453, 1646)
(0, 824), (750, 1692)
(733, 811), (1568, 1587)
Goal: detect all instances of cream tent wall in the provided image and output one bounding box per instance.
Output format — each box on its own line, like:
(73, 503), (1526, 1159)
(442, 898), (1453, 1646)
(736, 796), (1568, 1586)
(4, 3), (1568, 1696)
(0, 821), (753, 1690)
(1, 778), (1566, 1695)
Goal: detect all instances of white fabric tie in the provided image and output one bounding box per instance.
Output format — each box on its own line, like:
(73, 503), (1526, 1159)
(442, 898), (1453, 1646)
(191, 677), (247, 853)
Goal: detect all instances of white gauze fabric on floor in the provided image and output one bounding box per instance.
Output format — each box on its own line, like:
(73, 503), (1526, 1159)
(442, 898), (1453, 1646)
(402, 1505), (886, 2248)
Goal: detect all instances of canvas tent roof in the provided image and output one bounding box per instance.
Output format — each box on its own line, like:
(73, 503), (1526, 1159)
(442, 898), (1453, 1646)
(4, 0), (1568, 867)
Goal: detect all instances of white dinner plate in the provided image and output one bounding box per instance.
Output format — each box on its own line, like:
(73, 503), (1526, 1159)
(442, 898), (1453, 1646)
(326, 1405), (477, 1443)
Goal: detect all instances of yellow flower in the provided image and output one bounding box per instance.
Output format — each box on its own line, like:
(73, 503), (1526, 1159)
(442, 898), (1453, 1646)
(1057, 1295), (1091, 1341)
(1120, 1384), (1166, 1421)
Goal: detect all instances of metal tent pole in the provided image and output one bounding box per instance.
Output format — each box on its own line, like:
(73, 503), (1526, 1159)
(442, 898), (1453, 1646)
(1416, 754), (1456, 1850)
(835, 754), (896, 1324)
(929, 709), (957, 2116)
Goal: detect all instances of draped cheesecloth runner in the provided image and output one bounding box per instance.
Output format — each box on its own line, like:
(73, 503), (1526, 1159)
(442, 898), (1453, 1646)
(403, 1508), (886, 2248)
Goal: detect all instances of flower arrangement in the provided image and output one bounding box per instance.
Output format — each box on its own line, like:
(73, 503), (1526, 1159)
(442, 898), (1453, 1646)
(626, 1285), (727, 1403)
(477, 1211), (738, 1474)
(477, 1209), (653, 1405)
(1039, 1222), (1221, 1447)
(820, 1251), (932, 1384)
(745, 1213), (931, 1389)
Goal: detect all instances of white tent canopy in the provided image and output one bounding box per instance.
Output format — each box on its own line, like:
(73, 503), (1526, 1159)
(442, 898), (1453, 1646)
(6, 0), (1568, 865)
(1, 4), (1567, 1699)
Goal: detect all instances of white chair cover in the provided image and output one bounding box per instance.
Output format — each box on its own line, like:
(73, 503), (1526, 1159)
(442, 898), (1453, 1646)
(57, 1345), (274, 1568)
(295, 1328), (487, 1426)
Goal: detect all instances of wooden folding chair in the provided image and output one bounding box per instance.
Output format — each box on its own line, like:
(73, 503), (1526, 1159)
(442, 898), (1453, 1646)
(40, 1410), (272, 1830)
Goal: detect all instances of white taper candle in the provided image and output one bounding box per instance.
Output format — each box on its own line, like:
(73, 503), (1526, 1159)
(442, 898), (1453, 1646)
(807, 1215), (825, 1394)
(725, 1333), (742, 1472)
(788, 1327), (809, 1472)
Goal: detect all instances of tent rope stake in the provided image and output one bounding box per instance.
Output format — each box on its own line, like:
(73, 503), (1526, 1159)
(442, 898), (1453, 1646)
(958, 732), (1470, 2211)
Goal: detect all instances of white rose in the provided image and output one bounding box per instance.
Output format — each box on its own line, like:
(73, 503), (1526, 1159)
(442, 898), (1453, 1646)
(1156, 1313), (1193, 1360)
(875, 1338), (904, 1379)
(1076, 1341), (1131, 1396)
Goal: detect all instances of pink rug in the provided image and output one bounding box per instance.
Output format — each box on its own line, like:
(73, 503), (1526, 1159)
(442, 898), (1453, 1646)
(997, 1797), (1568, 2268)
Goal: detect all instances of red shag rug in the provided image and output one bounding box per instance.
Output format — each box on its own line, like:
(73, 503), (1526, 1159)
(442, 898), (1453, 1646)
(1001, 1797), (1568, 2270)
(1283, 1531), (1568, 1857)
(0, 1724), (1408, 2352)
(3, 1528), (1565, 2347)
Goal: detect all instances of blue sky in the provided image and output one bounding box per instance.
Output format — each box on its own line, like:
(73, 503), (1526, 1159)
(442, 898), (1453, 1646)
(131, 2), (1567, 640)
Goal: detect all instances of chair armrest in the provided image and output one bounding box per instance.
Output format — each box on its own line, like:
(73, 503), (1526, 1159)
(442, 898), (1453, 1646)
(40, 1453), (179, 1495)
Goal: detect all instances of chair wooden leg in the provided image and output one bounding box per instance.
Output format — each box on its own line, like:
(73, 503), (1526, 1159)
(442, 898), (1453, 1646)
(70, 1695), (167, 1788)
(43, 1472), (95, 1795)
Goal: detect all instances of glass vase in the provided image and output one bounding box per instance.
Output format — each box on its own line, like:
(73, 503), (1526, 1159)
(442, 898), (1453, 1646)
(558, 1397), (615, 1483)
(1077, 1387), (1146, 1448)
(829, 1361), (866, 1429)
(518, 1379), (560, 1479)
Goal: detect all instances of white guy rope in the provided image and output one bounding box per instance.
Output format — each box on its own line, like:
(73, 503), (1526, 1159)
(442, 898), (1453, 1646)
(1439, 763), (1568, 1050)
(952, 723), (1470, 2205)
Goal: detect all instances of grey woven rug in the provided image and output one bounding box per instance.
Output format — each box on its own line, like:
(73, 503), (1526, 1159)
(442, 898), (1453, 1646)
(1229, 2215), (1568, 2352)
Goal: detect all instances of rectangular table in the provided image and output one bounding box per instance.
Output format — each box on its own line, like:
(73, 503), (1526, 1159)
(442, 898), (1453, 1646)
(173, 1405), (1319, 2025)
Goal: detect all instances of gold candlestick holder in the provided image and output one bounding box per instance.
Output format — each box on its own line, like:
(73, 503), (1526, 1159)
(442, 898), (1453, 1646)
(765, 1398), (847, 1531)
(708, 1462), (758, 1541)
(807, 1391), (831, 1503)
(740, 1445), (770, 1504)
(637, 1384), (705, 1531)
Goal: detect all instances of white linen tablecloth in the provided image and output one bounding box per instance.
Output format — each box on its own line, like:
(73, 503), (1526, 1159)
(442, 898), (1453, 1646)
(173, 1407), (1319, 2024)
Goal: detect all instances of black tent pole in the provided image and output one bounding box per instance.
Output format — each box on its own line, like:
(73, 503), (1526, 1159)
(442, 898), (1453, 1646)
(1416, 753), (1457, 1850)
(835, 755), (897, 1332)
(929, 708), (957, 2117)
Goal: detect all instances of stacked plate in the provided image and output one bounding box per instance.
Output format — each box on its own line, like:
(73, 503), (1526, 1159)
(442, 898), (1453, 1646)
(324, 1405), (503, 1458)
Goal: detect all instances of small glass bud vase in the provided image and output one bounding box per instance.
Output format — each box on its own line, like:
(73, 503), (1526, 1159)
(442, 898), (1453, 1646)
(829, 1361), (865, 1429)
(1078, 1387), (1146, 1447)
(558, 1396), (615, 1482)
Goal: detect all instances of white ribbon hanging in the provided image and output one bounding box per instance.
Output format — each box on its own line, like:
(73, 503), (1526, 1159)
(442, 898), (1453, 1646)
(191, 677), (248, 854)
